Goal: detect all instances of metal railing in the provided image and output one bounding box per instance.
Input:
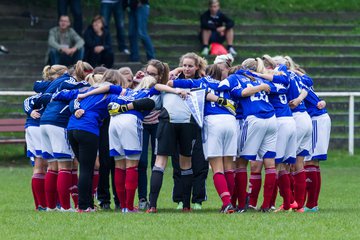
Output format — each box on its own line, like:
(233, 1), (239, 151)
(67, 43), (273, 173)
(0, 91), (358, 155)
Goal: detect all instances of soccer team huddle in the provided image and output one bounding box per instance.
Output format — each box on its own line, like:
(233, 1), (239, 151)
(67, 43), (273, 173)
(24, 52), (330, 213)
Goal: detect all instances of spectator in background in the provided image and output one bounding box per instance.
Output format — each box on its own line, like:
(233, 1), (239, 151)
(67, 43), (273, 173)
(84, 15), (114, 68)
(47, 15), (84, 66)
(200, 0), (237, 56)
(100, 0), (130, 55)
(127, 0), (155, 62)
(57, 0), (83, 35)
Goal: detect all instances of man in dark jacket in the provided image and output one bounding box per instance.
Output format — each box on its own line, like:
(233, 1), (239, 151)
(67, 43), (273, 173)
(200, 0), (237, 56)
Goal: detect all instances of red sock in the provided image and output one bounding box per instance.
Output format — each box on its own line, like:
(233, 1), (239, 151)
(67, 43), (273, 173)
(248, 172), (261, 207)
(92, 170), (99, 196)
(32, 173), (46, 209)
(278, 170), (291, 210)
(235, 168), (247, 209)
(57, 169), (72, 210)
(70, 169), (78, 209)
(114, 168), (126, 209)
(224, 170), (235, 196)
(315, 166), (321, 206)
(293, 169), (306, 209)
(125, 166), (138, 211)
(270, 177), (278, 208)
(231, 179), (238, 207)
(305, 165), (318, 209)
(289, 173), (295, 203)
(261, 167), (276, 209)
(31, 176), (39, 209)
(213, 172), (231, 207)
(45, 170), (58, 209)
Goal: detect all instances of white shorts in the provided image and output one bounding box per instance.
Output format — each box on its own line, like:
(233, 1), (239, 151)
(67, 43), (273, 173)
(239, 115), (277, 160)
(25, 126), (42, 158)
(40, 124), (73, 161)
(236, 119), (244, 158)
(275, 117), (297, 164)
(202, 114), (237, 159)
(293, 111), (312, 157)
(305, 113), (331, 161)
(109, 114), (143, 160)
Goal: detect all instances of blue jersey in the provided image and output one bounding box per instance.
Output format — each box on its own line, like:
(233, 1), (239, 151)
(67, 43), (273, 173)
(218, 70), (275, 119)
(108, 85), (160, 120)
(265, 74), (292, 118)
(23, 93), (47, 128)
(33, 80), (51, 93)
(301, 75), (327, 117)
(173, 76), (233, 116)
(40, 76), (90, 128)
(285, 70), (308, 113)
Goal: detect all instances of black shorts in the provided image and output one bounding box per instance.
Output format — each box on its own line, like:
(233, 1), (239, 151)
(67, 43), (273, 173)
(155, 121), (198, 157)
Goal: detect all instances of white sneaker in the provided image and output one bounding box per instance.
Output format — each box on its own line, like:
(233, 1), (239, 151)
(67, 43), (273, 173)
(60, 207), (75, 212)
(201, 47), (209, 56)
(46, 207), (58, 212)
(228, 47), (237, 56)
(123, 49), (130, 55)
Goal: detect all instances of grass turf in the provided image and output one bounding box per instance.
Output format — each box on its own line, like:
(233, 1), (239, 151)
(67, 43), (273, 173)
(0, 150), (360, 239)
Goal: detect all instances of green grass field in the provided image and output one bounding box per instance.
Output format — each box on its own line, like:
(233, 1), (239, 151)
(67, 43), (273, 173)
(0, 150), (360, 239)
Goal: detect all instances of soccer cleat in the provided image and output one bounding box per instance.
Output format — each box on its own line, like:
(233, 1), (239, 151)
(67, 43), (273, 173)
(236, 208), (247, 213)
(294, 208), (305, 213)
(182, 207), (192, 213)
(46, 207), (58, 212)
(37, 206), (47, 211)
(270, 206), (276, 211)
(259, 208), (272, 213)
(290, 201), (298, 209)
(122, 208), (139, 213)
(201, 47), (209, 56)
(304, 207), (319, 213)
(114, 204), (121, 212)
(193, 203), (202, 210)
(247, 205), (258, 211)
(274, 205), (292, 213)
(77, 207), (96, 213)
(0, 45), (9, 54)
(138, 199), (150, 210)
(228, 47), (237, 56)
(99, 203), (112, 211)
(220, 203), (235, 214)
(59, 207), (75, 212)
(176, 202), (183, 210)
(146, 207), (157, 213)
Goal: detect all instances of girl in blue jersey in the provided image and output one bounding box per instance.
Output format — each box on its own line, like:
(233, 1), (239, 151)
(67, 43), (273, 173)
(251, 56), (298, 212)
(294, 69), (330, 212)
(272, 56), (312, 212)
(169, 64), (237, 213)
(39, 60), (93, 211)
(25, 65), (68, 211)
(218, 58), (277, 212)
(74, 71), (187, 212)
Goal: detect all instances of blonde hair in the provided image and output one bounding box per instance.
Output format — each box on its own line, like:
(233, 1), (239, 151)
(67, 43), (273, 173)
(74, 60), (94, 81)
(118, 67), (134, 78)
(102, 69), (127, 87)
(134, 76), (157, 91)
(42, 65), (67, 80)
(206, 64), (222, 80)
(262, 54), (276, 70)
(209, 0), (219, 7)
(93, 66), (108, 74)
(179, 52), (208, 78)
(85, 74), (103, 86)
(146, 59), (170, 85)
(241, 57), (265, 73)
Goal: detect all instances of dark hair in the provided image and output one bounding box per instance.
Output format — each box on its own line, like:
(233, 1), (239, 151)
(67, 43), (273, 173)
(91, 15), (105, 29)
(206, 64), (222, 80)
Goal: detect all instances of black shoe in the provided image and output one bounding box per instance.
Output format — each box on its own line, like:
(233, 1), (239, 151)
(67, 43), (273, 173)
(220, 203), (235, 214)
(114, 204), (121, 211)
(100, 203), (112, 211)
(259, 208), (272, 213)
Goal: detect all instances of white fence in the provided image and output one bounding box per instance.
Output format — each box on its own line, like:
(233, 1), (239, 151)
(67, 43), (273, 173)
(0, 91), (358, 155)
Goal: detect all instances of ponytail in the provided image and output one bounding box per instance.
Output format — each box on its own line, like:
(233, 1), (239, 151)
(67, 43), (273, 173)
(74, 60), (93, 81)
(42, 64), (67, 80)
